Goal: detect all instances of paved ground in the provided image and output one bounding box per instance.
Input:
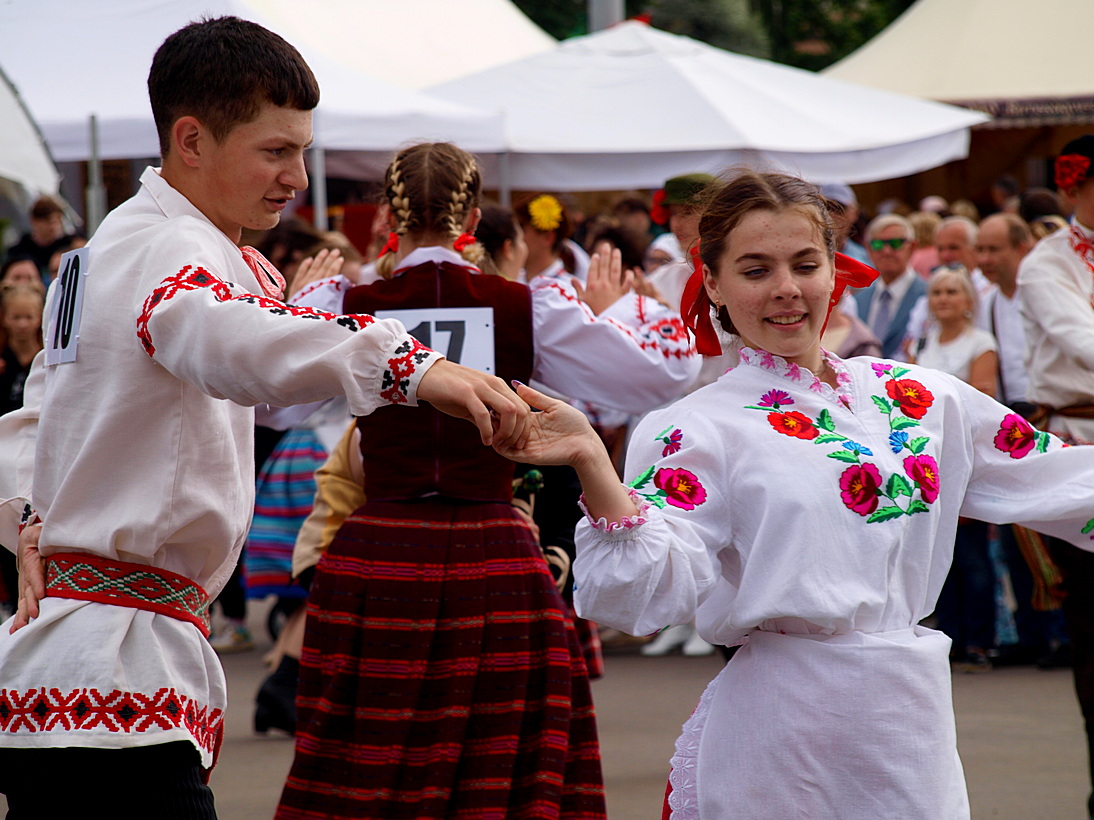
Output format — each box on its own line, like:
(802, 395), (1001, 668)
(4, 604), (1090, 818)
(208, 604), (1090, 820)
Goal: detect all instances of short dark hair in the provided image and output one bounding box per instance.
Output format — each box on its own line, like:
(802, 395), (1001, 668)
(148, 16), (319, 157)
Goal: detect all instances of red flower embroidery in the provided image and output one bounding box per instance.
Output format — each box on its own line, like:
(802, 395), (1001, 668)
(994, 413), (1037, 459)
(653, 468), (707, 511)
(1056, 154), (1091, 190)
(839, 463), (882, 516)
(767, 411), (819, 440)
(903, 454), (940, 504)
(885, 379), (934, 420)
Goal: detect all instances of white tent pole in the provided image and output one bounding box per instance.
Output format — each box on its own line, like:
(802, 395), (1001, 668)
(588, 0), (624, 32)
(85, 114), (107, 236)
(498, 152), (511, 208)
(310, 146), (329, 231)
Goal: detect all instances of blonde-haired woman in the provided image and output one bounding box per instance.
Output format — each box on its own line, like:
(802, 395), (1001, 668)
(277, 142), (698, 820)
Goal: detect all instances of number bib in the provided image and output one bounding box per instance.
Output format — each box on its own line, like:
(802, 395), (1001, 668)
(377, 307), (495, 373)
(45, 248), (90, 365)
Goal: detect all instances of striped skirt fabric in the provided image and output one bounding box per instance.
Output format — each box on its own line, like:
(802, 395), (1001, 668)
(245, 428), (327, 598)
(275, 499), (606, 820)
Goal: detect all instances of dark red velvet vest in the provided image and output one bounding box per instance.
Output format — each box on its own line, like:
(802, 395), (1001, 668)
(345, 261), (534, 503)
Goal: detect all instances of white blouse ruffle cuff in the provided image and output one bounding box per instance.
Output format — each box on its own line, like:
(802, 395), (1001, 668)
(578, 486), (650, 538)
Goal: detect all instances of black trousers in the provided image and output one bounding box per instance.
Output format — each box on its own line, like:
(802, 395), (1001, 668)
(0, 741), (216, 820)
(1048, 537), (1094, 818)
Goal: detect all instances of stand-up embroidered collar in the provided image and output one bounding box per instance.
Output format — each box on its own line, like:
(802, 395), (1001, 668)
(736, 346), (855, 410)
(393, 246), (481, 276)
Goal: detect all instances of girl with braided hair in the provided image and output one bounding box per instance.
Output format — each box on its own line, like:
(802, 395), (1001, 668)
(276, 142), (697, 820)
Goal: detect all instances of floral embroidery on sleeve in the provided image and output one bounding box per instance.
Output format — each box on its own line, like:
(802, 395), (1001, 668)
(993, 413), (1050, 458)
(657, 427), (684, 456)
(628, 429), (708, 511)
(746, 363), (940, 523)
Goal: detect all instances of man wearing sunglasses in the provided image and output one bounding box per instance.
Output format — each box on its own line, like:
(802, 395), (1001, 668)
(854, 214), (926, 359)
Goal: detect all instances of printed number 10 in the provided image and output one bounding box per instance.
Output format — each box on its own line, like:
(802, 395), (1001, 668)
(53, 253), (80, 350)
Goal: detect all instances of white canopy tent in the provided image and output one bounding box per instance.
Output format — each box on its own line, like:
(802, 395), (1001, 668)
(0, 0), (508, 162)
(0, 64), (59, 196)
(427, 20), (989, 190)
(823, 0), (1094, 128)
(243, 0), (555, 91)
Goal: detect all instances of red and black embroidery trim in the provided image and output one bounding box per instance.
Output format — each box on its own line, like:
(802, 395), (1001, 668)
(381, 338), (434, 405)
(534, 278), (694, 358)
(45, 552), (211, 637)
(0, 687), (223, 754)
(135, 265), (376, 357)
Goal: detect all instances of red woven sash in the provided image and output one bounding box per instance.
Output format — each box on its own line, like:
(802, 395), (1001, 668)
(45, 552), (212, 637)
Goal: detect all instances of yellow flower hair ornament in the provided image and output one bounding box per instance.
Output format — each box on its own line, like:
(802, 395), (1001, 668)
(528, 194), (563, 232)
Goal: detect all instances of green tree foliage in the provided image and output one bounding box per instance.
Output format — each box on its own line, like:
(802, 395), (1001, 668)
(512, 0), (913, 70)
(748, 0), (917, 71)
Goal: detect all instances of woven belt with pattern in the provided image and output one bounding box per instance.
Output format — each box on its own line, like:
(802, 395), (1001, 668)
(45, 552), (212, 637)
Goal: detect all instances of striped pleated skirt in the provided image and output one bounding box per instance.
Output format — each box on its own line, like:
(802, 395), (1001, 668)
(275, 499), (606, 820)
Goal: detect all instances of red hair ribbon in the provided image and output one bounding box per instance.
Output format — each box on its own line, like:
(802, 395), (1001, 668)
(650, 189), (670, 226)
(680, 248), (879, 357)
(379, 231), (400, 257)
(453, 233), (476, 252)
(680, 243), (722, 356)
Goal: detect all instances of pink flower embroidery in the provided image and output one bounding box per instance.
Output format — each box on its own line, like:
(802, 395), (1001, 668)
(994, 413), (1037, 459)
(661, 428), (684, 457)
(903, 454), (940, 504)
(758, 389), (793, 408)
(654, 468), (707, 511)
(768, 411), (819, 440)
(839, 463), (882, 516)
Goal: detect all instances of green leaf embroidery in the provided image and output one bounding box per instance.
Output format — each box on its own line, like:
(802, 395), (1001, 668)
(890, 416), (921, 431)
(1036, 431), (1050, 453)
(908, 437), (929, 454)
(817, 409), (835, 432)
(1082, 518), (1094, 535)
(628, 466), (655, 490)
(890, 367), (910, 379)
(906, 500), (931, 515)
(886, 474), (914, 498)
(867, 505), (905, 523)
(814, 433), (847, 444)
(827, 450), (862, 463)
(871, 395), (893, 414)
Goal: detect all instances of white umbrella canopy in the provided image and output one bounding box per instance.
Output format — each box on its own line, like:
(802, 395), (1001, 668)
(822, 0), (1094, 127)
(429, 20), (990, 190)
(0, 0), (506, 164)
(0, 63), (59, 195)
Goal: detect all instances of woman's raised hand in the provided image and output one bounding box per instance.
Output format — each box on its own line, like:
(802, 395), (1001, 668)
(288, 248), (344, 300)
(573, 248), (634, 315)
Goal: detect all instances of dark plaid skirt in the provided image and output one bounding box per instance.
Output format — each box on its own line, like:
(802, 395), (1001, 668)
(275, 499), (606, 820)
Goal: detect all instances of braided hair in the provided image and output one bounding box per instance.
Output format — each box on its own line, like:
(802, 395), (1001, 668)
(375, 142), (485, 278)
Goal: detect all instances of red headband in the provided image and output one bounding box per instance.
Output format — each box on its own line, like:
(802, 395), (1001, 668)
(680, 245), (879, 357)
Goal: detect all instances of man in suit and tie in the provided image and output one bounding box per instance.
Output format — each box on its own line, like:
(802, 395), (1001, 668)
(854, 214), (927, 360)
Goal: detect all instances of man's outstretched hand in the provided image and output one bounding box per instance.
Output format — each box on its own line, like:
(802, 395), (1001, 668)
(416, 359), (531, 448)
(10, 522), (44, 634)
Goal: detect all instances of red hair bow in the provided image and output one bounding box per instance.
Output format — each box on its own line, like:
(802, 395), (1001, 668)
(379, 231), (400, 257)
(1056, 154), (1091, 191)
(650, 189), (670, 226)
(453, 233), (476, 252)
